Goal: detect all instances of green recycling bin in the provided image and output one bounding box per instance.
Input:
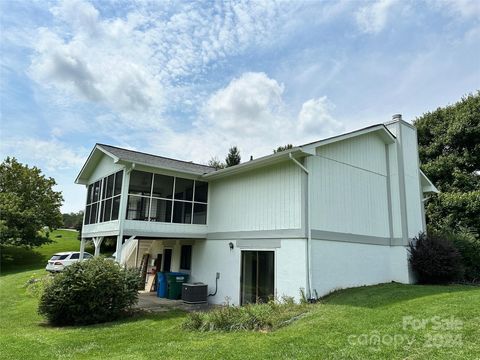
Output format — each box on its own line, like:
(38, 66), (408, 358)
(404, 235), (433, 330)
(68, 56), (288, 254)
(166, 272), (189, 300)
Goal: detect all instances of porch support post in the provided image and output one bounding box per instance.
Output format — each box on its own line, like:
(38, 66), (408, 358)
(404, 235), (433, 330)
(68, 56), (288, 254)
(79, 238), (86, 261)
(115, 235), (123, 263)
(93, 237), (104, 256)
(115, 164), (130, 264)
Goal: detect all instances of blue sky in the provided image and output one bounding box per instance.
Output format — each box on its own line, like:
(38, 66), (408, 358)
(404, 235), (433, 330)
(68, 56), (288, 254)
(1, 0), (479, 212)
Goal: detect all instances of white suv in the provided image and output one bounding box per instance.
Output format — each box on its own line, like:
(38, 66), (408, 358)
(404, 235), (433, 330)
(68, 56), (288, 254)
(45, 252), (93, 272)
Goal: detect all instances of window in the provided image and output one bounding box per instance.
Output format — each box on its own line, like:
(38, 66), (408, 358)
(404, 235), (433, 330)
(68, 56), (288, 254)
(152, 174), (174, 198)
(100, 171), (123, 222)
(194, 181), (208, 203)
(150, 198), (172, 222)
(193, 203), (207, 224)
(129, 171), (152, 196)
(180, 245), (192, 270)
(126, 195), (150, 220)
(84, 170), (123, 225)
(174, 178), (194, 201)
(84, 180), (102, 224)
(70, 253), (80, 259)
(125, 170), (208, 224)
(50, 254), (69, 260)
(173, 201), (192, 223)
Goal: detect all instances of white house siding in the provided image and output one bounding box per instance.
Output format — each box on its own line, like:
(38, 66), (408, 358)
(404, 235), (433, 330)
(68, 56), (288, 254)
(275, 239), (307, 301)
(88, 154), (124, 184)
(310, 239), (410, 296)
(207, 162), (303, 233)
(190, 238), (307, 305)
(389, 245), (412, 283)
(386, 121), (425, 238)
(315, 132), (387, 175)
(307, 130), (416, 296)
(402, 126), (424, 237)
(190, 239), (241, 305)
(82, 220), (120, 238)
(309, 132), (390, 238)
(123, 220), (207, 238)
(387, 142), (403, 239)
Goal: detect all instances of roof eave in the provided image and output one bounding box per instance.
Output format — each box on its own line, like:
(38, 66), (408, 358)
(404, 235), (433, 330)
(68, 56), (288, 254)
(75, 145), (121, 185)
(202, 148), (309, 180)
(300, 125), (396, 154)
(114, 159), (212, 177)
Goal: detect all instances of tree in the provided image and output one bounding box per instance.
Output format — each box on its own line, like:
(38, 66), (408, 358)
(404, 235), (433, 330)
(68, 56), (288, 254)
(414, 92), (480, 237)
(207, 156), (226, 170)
(273, 144), (293, 153)
(0, 157), (63, 247)
(62, 211), (84, 229)
(225, 146), (241, 167)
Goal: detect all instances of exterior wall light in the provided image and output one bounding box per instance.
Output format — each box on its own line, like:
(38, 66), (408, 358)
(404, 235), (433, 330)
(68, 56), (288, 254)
(229, 242), (234, 250)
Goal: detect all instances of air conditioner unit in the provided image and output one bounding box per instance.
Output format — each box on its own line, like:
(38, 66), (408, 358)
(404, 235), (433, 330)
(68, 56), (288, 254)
(182, 283), (208, 304)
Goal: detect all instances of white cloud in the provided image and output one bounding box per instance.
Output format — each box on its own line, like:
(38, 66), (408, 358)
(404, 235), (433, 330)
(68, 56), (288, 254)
(144, 72), (343, 163)
(355, 0), (399, 34)
(28, 0), (289, 118)
(298, 97), (342, 134)
(434, 0), (480, 18)
(204, 72), (286, 136)
(0, 138), (87, 171)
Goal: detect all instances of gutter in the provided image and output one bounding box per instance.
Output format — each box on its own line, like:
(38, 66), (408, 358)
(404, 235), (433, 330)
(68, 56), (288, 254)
(289, 153), (313, 300)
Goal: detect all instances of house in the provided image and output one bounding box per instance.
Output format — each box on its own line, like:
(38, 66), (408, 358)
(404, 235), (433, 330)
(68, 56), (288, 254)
(75, 114), (438, 305)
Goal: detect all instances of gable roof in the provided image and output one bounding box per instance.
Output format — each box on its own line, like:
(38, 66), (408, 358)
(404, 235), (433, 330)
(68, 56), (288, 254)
(75, 123), (402, 184)
(97, 144), (215, 174)
(75, 144), (215, 184)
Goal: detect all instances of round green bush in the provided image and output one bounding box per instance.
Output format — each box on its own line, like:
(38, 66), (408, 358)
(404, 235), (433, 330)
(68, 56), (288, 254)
(38, 257), (141, 326)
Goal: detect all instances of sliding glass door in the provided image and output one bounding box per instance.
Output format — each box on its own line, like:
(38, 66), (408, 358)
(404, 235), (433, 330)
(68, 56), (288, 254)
(241, 251), (275, 305)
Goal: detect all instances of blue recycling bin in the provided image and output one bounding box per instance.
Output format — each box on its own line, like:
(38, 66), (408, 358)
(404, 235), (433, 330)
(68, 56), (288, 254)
(156, 272), (167, 298)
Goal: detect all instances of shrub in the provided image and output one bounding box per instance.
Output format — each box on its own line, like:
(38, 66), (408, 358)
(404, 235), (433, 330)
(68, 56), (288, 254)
(409, 232), (464, 284)
(38, 257), (141, 326)
(445, 229), (480, 283)
(182, 297), (308, 332)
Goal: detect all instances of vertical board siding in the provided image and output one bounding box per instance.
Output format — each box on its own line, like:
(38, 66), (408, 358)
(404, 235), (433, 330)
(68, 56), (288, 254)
(387, 143), (403, 238)
(309, 133), (391, 238)
(315, 133), (387, 175)
(309, 156), (390, 237)
(88, 154), (124, 184)
(208, 162), (303, 232)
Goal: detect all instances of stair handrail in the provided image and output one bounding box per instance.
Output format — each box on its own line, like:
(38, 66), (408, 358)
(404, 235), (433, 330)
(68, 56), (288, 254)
(121, 236), (138, 265)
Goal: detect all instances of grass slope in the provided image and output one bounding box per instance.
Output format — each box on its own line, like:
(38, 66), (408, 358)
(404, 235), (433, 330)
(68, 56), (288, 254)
(1, 231), (479, 360)
(0, 230), (93, 274)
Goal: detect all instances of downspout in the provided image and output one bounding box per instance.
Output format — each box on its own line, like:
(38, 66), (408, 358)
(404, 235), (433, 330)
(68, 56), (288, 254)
(289, 153), (312, 299)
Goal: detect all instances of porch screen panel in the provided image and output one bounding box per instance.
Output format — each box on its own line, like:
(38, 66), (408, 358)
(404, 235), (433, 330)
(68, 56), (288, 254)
(126, 195), (150, 220)
(84, 170), (123, 225)
(126, 171), (208, 225)
(129, 171), (152, 196)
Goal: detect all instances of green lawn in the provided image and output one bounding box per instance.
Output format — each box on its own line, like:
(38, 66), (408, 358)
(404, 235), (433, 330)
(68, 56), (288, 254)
(1, 231), (479, 360)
